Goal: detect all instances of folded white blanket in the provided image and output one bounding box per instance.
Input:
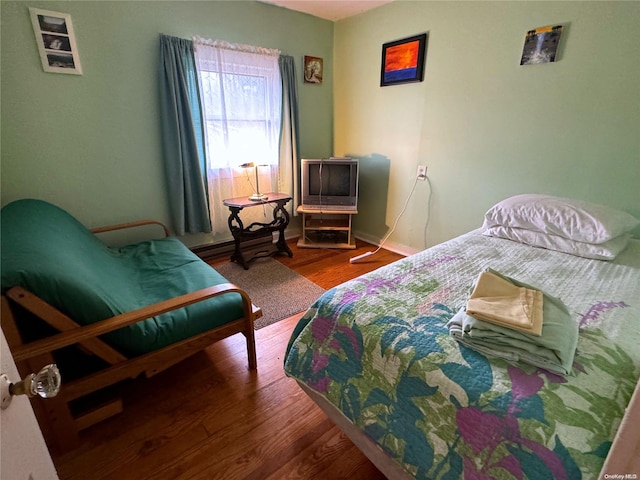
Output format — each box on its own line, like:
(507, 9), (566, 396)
(466, 270), (543, 336)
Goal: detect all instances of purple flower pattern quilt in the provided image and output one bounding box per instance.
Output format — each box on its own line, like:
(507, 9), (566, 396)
(284, 231), (640, 479)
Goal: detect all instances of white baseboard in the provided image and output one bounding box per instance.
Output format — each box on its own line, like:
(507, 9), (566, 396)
(284, 227), (302, 241)
(194, 226), (419, 258)
(352, 230), (419, 257)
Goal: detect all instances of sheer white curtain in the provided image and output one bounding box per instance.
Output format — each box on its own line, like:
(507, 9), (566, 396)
(193, 36), (282, 237)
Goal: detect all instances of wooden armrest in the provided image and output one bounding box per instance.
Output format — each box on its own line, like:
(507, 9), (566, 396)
(91, 220), (170, 237)
(7, 283), (255, 362)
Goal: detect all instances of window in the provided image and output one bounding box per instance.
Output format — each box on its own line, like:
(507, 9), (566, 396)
(195, 43), (282, 170)
(193, 38), (283, 237)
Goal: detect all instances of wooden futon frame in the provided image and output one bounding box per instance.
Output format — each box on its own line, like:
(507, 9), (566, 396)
(1, 219), (262, 453)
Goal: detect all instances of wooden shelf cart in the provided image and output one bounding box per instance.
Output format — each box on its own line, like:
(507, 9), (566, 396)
(297, 206), (357, 249)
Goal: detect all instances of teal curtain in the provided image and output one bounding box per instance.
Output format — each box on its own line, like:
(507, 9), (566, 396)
(158, 34), (211, 235)
(278, 55), (301, 212)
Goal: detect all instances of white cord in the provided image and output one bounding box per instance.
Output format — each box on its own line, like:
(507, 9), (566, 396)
(318, 160), (323, 206)
(350, 173), (426, 264)
(370, 175), (420, 255)
(423, 175), (432, 249)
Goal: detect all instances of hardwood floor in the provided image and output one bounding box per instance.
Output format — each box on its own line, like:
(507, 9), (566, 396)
(51, 238), (404, 480)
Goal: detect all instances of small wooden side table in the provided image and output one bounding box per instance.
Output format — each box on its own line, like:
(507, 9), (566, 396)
(222, 193), (293, 269)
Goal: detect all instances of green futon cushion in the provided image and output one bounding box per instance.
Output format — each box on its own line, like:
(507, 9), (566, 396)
(1, 199), (244, 356)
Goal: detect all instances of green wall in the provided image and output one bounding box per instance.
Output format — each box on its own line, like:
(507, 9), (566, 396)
(1, 1), (333, 245)
(335, 1), (640, 252)
(3, 1), (639, 253)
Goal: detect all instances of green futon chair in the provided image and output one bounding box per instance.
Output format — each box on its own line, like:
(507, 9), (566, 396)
(1, 199), (261, 452)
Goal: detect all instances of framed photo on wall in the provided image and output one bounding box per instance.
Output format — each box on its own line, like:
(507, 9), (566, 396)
(29, 8), (82, 75)
(303, 55), (323, 84)
(380, 33), (427, 87)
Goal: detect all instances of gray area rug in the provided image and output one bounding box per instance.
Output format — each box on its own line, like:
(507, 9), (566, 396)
(214, 257), (325, 329)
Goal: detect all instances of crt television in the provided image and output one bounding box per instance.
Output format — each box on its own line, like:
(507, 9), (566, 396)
(301, 157), (359, 209)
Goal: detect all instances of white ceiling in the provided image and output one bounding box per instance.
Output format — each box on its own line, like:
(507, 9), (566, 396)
(261, 0), (394, 21)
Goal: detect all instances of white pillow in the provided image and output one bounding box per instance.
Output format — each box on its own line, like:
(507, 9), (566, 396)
(482, 194), (639, 244)
(483, 225), (632, 260)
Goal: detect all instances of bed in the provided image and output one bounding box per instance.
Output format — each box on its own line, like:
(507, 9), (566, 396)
(284, 195), (640, 480)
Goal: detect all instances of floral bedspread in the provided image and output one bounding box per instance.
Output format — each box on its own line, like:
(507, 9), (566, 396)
(284, 231), (640, 479)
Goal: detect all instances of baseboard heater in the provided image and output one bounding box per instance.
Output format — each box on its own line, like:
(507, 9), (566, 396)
(191, 235), (273, 261)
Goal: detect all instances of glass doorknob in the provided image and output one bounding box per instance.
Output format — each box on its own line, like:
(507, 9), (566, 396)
(1, 364), (61, 409)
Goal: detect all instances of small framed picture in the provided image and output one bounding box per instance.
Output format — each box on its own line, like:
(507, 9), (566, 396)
(29, 8), (82, 75)
(303, 56), (323, 84)
(520, 25), (563, 66)
(380, 33), (427, 87)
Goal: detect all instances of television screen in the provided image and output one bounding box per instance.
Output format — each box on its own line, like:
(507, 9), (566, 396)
(308, 164), (351, 197)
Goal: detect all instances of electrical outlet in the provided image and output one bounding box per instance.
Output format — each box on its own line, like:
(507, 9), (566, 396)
(416, 165), (427, 180)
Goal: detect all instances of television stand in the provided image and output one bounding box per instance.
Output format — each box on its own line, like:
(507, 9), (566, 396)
(297, 205), (357, 249)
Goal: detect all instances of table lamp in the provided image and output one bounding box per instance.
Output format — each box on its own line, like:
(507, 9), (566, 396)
(240, 162), (268, 201)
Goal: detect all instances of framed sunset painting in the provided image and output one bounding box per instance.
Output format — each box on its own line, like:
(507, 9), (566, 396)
(380, 33), (427, 87)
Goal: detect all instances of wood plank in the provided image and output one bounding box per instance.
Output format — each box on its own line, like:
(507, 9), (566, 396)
(51, 238), (403, 480)
(10, 283), (256, 362)
(91, 219), (170, 237)
(74, 398), (124, 431)
(7, 287), (127, 364)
